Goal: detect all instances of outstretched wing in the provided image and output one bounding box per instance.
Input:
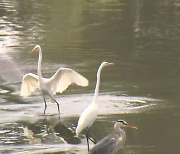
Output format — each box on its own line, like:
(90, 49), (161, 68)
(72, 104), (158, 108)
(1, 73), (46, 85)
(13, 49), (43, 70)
(20, 73), (39, 97)
(48, 68), (88, 94)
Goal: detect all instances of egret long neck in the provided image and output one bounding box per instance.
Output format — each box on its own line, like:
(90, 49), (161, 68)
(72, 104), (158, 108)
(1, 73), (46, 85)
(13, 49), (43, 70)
(93, 64), (104, 102)
(37, 47), (42, 79)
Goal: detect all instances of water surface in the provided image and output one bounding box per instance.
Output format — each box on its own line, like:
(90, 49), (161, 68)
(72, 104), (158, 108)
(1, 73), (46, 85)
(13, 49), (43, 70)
(0, 0), (180, 153)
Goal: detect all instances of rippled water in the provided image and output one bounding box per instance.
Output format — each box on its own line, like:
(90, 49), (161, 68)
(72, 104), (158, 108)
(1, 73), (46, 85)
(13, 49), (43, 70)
(0, 0), (180, 153)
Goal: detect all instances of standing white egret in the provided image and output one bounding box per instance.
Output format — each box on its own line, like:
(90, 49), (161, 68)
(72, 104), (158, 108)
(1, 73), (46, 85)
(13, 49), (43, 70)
(89, 120), (137, 154)
(21, 45), (88, 114)
(76, 61), (114, 151)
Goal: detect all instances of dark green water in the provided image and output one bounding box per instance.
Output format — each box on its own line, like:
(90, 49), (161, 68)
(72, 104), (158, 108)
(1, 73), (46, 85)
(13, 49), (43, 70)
(0, 0), (180, 153)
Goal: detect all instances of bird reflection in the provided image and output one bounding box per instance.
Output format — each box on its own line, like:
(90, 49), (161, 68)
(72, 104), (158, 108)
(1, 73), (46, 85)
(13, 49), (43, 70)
(23, 125), (67, 144)
(41, 125), (67, 144)
(22, 115), (69, 144)
(23, 127), (41, 144)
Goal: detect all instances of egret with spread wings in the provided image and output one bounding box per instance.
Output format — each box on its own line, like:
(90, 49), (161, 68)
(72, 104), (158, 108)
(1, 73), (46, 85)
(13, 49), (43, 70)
(21, 45), (88, 114)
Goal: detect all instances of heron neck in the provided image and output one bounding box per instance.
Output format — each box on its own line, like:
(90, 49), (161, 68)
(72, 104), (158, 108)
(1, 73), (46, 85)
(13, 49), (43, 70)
(37, 47), (42, 79)
(93, 64), (104, 102)
(118, 129), (126, 140)
(114, 124), (126, 142)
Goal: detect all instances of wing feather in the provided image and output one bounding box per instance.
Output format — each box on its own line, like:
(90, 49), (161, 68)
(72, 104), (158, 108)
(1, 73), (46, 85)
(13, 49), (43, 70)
(48, 68), (88, 94)
(89, 134), (119, 154)
(20, 73), (39, 97)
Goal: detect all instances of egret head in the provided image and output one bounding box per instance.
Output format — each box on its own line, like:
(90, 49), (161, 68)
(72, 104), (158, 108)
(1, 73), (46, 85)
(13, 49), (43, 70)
(101, 61), (114, 67)
(115, 120), (138, 130)
(29, 45), (41, 54)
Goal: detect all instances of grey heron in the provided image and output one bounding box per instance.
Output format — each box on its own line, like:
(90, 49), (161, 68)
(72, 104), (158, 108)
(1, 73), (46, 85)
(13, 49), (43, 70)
(89, 120), (137, 154)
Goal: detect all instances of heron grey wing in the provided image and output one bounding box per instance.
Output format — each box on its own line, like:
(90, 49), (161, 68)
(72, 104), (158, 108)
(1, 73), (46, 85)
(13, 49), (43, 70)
(48, 68), (88, 94)
(20, 73), (39, 96)
(89, 134), (119, 154)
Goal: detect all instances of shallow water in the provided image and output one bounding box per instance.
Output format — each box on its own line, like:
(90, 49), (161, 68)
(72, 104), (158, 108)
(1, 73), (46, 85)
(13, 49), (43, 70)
(0, 0), (180, 153)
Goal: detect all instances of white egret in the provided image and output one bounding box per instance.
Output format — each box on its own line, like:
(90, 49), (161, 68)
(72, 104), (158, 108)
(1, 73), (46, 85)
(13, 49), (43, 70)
(76, 61), (114, 151)
(21, 45), (88, 114)
(89, 120), (137, 154)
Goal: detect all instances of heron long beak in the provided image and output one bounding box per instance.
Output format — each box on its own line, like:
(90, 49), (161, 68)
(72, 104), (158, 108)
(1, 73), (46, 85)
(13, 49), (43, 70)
(126, 124), (138, 129)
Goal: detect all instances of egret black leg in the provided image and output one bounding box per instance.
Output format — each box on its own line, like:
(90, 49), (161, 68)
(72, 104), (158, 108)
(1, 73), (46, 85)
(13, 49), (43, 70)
(43, 95), (47, 114)
(86, 128), (90, 152)
(54, 99), (60, 114)
(52, 98), (60, 114)
(86, 128), (96, 144)
(89, 137), (96, 144)
(50, 96), (60, 114)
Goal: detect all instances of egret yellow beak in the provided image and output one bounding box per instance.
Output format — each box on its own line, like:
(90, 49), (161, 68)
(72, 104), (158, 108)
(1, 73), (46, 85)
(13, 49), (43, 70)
(108, 62), (114, 65)
(28, 47), (37, 54)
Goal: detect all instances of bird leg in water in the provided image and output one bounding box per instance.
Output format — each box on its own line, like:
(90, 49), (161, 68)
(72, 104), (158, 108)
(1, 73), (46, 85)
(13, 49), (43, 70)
(50, 96), (60, 114)
(86, 129), (90, 152)
(54, 99), (60, 114)
(89, 137), (96, 144)
(43, 95), (47, 114)
(86, 128), (96, 151)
